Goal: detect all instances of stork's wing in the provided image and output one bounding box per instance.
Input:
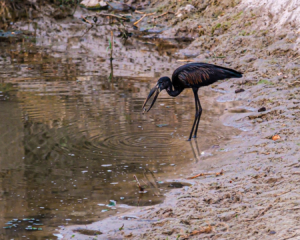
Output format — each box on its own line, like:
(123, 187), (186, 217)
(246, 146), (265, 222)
(172, 63), (242, 87)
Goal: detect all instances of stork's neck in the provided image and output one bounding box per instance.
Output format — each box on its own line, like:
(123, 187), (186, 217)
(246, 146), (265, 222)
(166, 84), (183, 97)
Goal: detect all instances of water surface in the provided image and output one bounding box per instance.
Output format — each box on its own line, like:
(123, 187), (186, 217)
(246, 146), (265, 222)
(0, 28), (239, 239)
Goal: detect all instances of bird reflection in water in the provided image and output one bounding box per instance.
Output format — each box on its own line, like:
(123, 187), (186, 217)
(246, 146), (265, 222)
(189, 138), (201, 163)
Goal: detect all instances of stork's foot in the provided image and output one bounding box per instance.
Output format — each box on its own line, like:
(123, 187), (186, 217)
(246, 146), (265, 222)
(193, 135), (197, 138)
(187, 138), (192, 141)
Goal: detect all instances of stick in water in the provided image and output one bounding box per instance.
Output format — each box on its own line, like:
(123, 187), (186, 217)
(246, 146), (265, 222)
(134, 175), (144, 191)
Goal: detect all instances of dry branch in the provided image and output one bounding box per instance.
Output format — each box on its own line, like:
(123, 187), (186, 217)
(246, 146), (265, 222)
(135, 10), (146, 14)
(244, 204), (273, 222)
(187, 169), (224, 179)
(134, 12), (155, 25)
(181, 225), (212, 238)
(155, 11), (175, 18)
(133, 175), (144, 191)
(81, 16), (93, 25)
(177, 59), (194, 62)
(216, 222), (229, 232)
(273, 190), (292, 197)
(288, 80), (300, 86)
(282, 233), (298, 240)
(257, 204), (272, 217)
(96, 13), (128, 21)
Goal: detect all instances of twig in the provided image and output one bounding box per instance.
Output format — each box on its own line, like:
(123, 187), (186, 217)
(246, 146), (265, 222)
(244, 204), (273, 222)
(154, 11), (175, 18)
(273, 190), (292, 197)
(81, 25), (94, 37)
(119, 224), (124, 231)
(216, 222), (229, 232)
(143, 168), (161, 196)
(187, 170), (224, 179)
(133, 175), (144, 191)
(288, 80), (300, 86)
(110, 30), (114, 61)
(181, 225), (212, 238)
(71, 0), (79, 16)
(96, 13), (128, 21)
(147, 168), (160, 188)
(258, 204), (272, 217)
(287, 207), (300, 211)
(134, 14), (147, 25)
(134, 12), (155, 25)
(247, 204), (273, 220)
(143, 170), (157, 189)
(287, 55), (300, 64)
(81, 16), (93, 25)
(177, 59), (194, 62)
(282, 233), (298, 240)
(135, 10), (146, 14)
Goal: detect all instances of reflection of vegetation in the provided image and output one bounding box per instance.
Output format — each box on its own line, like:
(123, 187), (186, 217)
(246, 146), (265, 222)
(108, 59), (114, 81)
(0, 83), (13, 92)
(0, 0), (80, 29)
(55, 0), (80, 5)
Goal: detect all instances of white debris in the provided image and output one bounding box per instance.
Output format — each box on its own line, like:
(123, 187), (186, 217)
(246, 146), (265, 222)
(53, 234), (64, 239)
(175, 4), (196, 18)
(80, 0), (107, 7)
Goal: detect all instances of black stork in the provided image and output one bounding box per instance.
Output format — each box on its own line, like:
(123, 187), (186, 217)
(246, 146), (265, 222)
(142, 62), (243, 140)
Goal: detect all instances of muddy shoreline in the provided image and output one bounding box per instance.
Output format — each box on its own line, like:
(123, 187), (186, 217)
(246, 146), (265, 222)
(58, 83), (243, 239)
(61, 77), (300, 240)
(60, 0), (300, 239)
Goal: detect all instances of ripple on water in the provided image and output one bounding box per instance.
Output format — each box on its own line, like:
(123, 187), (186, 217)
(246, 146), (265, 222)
(81, 130), (177, 160)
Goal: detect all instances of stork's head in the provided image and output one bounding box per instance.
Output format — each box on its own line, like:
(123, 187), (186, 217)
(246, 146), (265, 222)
(142, 77), (171, 113)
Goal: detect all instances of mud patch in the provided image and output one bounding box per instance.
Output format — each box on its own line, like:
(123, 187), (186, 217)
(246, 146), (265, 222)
(74, 229), (103, 236)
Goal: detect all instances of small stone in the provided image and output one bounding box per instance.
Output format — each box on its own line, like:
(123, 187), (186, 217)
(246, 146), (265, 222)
(269, 230), (276, 235)
(235, 88), (245, 93)
(258, 107), (266, 112)
(217, 211), (236, 221)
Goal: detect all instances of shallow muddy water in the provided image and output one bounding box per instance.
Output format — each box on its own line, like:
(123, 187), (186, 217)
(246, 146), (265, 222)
(0, 30), (240, 239)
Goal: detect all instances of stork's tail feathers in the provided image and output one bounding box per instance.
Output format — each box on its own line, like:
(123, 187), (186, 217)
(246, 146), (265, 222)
(221, 67), (243, 79)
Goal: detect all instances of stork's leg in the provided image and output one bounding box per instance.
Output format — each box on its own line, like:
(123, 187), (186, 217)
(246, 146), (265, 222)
(188, 88), (199, 141)
(193, 91), (202, 138)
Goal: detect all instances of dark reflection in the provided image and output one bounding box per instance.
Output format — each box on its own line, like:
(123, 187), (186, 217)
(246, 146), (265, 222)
(0, 33), (240, 239)
(190, 139), (201, 163)
(109, 59), (114, 81)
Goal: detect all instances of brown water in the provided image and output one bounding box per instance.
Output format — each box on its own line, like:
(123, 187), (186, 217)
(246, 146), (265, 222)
(0, 25), (240, 239)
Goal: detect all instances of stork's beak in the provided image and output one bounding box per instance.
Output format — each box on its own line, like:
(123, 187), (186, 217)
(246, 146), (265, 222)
(142, 84), (160, 113)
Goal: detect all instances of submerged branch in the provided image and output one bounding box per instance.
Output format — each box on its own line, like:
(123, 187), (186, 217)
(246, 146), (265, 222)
(134, 175), (144, 192)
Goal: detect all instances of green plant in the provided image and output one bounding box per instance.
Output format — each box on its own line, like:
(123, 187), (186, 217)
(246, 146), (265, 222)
(258, 79), (273, 85)
(233, 11), (243, 20)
